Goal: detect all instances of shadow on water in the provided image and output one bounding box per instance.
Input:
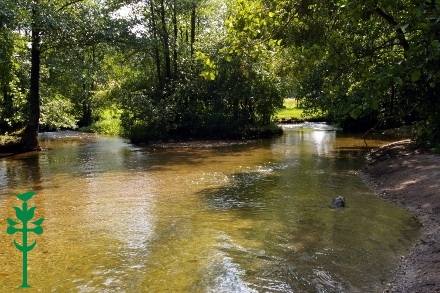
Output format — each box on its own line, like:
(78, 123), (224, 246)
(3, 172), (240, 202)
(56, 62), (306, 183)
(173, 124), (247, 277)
(200, 170), (280, 212)
(36, 131), (268, 175)
(0, 151), (43, 198)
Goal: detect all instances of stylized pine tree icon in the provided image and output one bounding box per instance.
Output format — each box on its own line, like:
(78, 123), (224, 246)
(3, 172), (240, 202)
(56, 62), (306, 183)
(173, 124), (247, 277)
(6, 191), (44, 288)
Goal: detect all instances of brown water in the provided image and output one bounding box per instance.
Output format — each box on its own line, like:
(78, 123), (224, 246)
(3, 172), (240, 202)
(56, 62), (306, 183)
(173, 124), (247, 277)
(0, 125), (419, 292)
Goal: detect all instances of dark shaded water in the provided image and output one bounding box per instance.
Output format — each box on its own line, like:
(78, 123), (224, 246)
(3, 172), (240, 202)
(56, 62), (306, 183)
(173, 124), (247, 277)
(0, 125), (419, 292)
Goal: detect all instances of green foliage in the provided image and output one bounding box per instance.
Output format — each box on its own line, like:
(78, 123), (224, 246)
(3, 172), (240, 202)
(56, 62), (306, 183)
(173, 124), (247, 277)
(40, 93), (77, 131)
(414, 116), (440, 149)
(0, 22), (28, 133)
(220, 0), (282, 60)
(277, 0), (440, 140)
(2, 0), (439, 147)
(118, 85), (170, 142)
(113, 0), (285, 143)
(82, 107), (122, 135)
(118, 54), (283, 142)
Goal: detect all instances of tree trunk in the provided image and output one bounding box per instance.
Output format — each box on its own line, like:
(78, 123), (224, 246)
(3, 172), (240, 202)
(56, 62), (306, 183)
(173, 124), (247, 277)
(78, 82), (92, 127)
(160, 0), (171, 80)
(190, 4), (196, 58)
(149, 1), (162, 82)
(21, 4), (41, 151)
(172, 0), (178, 77)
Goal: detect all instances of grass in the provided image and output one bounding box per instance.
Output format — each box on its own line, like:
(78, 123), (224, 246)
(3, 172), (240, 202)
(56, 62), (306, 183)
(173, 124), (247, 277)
(78, 107), (122, 135)
(0, 134), (21, 154)
(275, 98), (326, 121)
(276, 99), (304, 119)
(0, 134), (20, 145)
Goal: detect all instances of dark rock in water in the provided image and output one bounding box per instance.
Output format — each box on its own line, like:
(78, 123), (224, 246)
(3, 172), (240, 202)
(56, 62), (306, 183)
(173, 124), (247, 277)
(331, 196), (345, 208)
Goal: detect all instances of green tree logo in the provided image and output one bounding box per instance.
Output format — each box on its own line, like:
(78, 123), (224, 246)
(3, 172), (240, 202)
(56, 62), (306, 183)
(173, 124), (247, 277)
(6, 191), (44, 288)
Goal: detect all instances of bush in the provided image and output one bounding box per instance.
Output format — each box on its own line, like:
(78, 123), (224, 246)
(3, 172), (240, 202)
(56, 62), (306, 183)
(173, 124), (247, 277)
(118, 57), (284, 143)
(40, 93), (77, 131)
(91, 108), (122, 135)
(414, 116), (440, 149)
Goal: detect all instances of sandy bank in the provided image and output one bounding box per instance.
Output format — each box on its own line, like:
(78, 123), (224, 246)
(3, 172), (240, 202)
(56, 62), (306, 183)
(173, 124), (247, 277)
(359, 140), (440, 293)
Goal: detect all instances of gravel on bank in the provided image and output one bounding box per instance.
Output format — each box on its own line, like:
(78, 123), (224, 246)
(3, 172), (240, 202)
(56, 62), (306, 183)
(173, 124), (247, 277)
(358, 140), (440, 293)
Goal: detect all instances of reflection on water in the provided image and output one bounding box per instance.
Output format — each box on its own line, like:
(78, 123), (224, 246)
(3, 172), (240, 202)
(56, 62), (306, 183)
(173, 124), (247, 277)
(0, 126), (419, 292)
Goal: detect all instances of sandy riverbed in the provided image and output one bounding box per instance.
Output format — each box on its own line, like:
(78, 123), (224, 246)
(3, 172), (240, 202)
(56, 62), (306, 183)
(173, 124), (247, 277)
(359, 140), (440, 293)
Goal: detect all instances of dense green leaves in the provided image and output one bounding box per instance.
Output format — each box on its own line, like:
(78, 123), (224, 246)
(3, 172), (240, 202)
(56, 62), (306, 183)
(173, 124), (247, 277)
(1, 0), (440, 146)
(271, 0), (440, 143)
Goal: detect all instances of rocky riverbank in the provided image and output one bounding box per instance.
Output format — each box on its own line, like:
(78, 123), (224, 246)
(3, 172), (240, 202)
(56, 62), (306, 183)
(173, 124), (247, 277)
(358, 140), (440, 293)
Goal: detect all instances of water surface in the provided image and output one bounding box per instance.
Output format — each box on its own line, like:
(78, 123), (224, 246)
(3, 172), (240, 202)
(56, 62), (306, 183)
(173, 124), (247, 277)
(0, 126), (419, 292)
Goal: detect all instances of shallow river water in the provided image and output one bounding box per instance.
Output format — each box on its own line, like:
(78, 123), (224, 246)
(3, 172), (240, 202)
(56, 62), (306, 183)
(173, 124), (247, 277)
(0, 124), (419, 292)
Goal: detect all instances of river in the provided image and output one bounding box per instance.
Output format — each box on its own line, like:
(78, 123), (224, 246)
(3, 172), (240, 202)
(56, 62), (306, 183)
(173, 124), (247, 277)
(0, 124), (419, 292)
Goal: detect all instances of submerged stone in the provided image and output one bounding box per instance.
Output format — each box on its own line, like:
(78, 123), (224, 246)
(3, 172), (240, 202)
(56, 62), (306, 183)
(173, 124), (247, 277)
(331, 196), (345, 208)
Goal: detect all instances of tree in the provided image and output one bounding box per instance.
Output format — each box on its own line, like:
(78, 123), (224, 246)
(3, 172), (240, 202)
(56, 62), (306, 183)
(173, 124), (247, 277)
(11, 0), (131, 149)
(268, 0), (440, 145)
(20, 0), (43, 150)
(115, 0), (285, 142)
(12, 0), (440, 147)
(8, 0), (82, 149)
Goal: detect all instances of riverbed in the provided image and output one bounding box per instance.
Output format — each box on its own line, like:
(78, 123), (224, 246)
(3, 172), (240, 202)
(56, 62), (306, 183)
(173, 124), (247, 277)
(0, 125), (419, 292)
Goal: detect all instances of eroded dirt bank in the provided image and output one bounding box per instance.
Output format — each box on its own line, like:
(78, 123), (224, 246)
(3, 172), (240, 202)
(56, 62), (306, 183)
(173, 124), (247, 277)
(359, 140), (440, 293)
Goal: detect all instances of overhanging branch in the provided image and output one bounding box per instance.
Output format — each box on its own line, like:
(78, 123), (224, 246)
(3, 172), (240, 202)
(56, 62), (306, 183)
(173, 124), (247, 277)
(374, 7), (410, 52)
(57, 0), (85, 12)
